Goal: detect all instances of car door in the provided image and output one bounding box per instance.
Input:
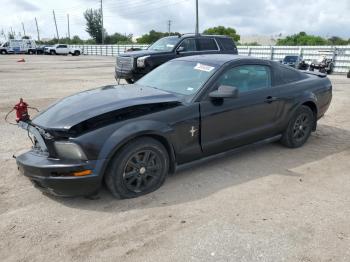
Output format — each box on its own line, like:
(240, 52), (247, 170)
(200, 63), (283, 155)
(176, 38), (198, 57)
(56, 45), (68, 54)
(197, 37), (220, 54)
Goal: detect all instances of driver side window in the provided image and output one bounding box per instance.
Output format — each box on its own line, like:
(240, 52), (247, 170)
(178, 38), (197, 52)
(217, 65), (271, 93)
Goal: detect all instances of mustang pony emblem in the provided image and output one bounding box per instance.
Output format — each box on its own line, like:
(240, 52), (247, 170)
(190, 126), (197, 137)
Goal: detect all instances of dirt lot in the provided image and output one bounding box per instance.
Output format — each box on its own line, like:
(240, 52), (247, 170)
(0, 55), (349, 262)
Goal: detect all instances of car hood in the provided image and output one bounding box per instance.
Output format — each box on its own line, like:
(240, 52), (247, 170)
(32, 84), (181, 131)
(118, 49), (170, 58)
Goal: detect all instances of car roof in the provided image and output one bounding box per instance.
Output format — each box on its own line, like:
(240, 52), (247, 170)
(174, 54), (257, 66)
(163, 34), (232, 40)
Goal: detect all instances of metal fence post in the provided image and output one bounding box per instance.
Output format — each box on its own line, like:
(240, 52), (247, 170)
(270, 46), (274, 60)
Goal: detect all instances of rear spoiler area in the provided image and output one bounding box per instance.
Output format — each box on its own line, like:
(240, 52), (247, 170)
(302, 71), (327, 78)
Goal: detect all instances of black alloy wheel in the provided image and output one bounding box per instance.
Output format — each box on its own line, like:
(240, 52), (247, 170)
(292, 113), (312, 143)
(281, 105), (315, 148)
(123, 150), (162, 193)
(105, 137), (169, 199)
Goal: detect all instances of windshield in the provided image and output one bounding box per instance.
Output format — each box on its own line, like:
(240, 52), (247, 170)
(284, 56), (298, 62)
(137, 60), (218, 96)
(148, 37), (180, 52)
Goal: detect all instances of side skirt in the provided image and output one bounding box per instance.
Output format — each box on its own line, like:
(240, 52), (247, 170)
(175, 134), (282, 173)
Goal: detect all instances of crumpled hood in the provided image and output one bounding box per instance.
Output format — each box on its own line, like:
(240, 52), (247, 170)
(32, 84), (180, 130)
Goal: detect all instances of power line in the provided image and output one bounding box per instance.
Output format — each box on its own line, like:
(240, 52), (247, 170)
(67, 14), (70, 39)
(104, 0), (188, 17)
(101, 0), (104, 44)
(168, 20), (172, 35)
(53, 10), (59, 39)
(35, 17), (40, 41)
(195, 0), (199, 35)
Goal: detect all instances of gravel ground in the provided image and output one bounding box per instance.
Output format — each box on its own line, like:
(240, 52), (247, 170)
(0, 55), (349, 262)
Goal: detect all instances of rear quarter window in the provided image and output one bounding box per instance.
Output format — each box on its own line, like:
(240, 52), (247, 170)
(278, 65), (306, 84)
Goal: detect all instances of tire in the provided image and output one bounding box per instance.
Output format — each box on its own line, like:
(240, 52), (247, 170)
(280, 106), (315, 148)
(50, 50), (56, 55)
(319, 68), (326, 74)
(125, 78), (135, 84)
(74, 50), (80, 56)
(28, 50), (34, 55)
(0, 50), (6, 55)
(105, 137), (169, 199)
(327, 64), (334, 75)
(347, 70), (350, 79)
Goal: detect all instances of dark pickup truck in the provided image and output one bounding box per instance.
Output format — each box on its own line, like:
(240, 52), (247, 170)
(115, 34), (238, 83)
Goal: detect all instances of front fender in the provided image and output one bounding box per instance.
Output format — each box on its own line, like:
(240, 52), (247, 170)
(95, 120), (174, 175)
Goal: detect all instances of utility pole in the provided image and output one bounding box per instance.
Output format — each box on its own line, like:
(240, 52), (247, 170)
(195, 0), (199, 35)
(21, 22), (26, 37)
(100, 0), (104, 44)
(67, 14), (70, 39)
(35, 17), (40, 41)
(168, 20), (172, 35)
(53, 10), (59, 40)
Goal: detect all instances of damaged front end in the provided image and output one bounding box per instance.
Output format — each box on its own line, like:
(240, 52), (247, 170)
(16, 121), (101, 197)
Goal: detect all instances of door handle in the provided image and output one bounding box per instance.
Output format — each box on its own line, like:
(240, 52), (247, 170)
(265, 96), (278, 103)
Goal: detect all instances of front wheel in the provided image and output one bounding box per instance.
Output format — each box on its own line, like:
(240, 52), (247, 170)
(105, 137), (169, 199)
(74, 50), (80, 56)
(50, 50), (56, 55)
(280, 106), (315, 148)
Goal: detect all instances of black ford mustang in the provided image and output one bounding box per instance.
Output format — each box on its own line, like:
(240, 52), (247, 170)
(16, 55), (332, 198)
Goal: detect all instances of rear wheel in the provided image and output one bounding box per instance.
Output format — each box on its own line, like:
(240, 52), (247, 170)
(281, 106), (315, 148)
(50, 50), (56, 55)
(327, 64), (334, 74)
(105, 137), (169, 199)
(28, 50), (34, 55)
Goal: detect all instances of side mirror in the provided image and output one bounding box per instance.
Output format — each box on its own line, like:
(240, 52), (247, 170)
(176, 46), (185, 53)
(209, 85), (239, 99)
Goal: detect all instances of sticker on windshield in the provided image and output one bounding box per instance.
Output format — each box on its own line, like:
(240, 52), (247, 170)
(166, 44), (175, 48)
(194, 63), (215, 72)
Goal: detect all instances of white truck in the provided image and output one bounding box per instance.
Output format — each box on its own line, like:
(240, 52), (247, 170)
(0, 39), (37, 54)
(44, 44), (82, 56)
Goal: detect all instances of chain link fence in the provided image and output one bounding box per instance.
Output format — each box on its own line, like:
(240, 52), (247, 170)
(70, 44), (350, 73)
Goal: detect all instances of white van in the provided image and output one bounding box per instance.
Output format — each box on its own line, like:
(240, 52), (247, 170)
(0, 39), (37, 54)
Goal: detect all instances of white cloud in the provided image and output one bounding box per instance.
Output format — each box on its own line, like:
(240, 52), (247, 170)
(0, 0), (349, 40)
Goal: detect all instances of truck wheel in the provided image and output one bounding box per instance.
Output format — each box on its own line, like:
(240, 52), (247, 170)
(50, 50), (56, 55)
(0, 50), (6, 55)
(280, 106), (315, 148)
(74, 50), (80, 56)
(327, 64), (334, 75)
(125, 78), (135, 84)
(28, 50), (34, 55)
(105, 137), (169, 199)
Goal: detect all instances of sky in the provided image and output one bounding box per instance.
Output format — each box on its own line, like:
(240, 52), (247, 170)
(0, 0), (349, 40)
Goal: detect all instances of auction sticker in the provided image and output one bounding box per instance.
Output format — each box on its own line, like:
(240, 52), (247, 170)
(194, 63), (215, 72)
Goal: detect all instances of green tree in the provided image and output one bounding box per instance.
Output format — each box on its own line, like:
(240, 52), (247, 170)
(84, 8), (103, 44)
(277, 32), (328, 46)
(327, 36), (349, 45)
(105, 32), (133, 44)
(136, 30), (180, 44)
(203, 26), (240, 42)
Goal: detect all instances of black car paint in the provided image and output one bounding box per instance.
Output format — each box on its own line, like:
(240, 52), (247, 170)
(115, 35), (238, 81)
(16, 55), (332, 197)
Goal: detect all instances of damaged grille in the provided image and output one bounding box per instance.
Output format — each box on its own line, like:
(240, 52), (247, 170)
(116, 56), (134, 71)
